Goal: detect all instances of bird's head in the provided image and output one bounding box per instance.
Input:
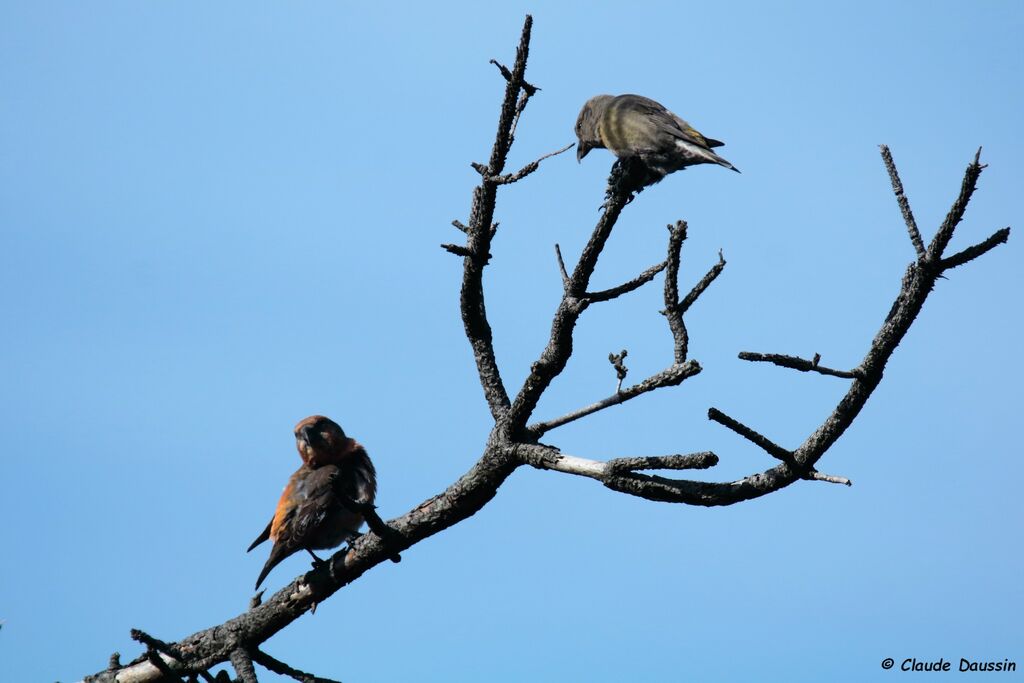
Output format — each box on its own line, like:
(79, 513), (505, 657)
(294, 414), (349, 467)
(575, 94), (613, 162)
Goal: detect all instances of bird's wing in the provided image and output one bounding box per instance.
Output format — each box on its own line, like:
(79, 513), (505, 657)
(253, 465), (343, 590)
(271, 465), (342, 553)
(618, 94), (715, 150)
(338, 445), (377, 506)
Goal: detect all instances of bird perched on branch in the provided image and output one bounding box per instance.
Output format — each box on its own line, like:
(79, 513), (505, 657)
(575, 94), (739, 187)
(248, 415), (377, 591)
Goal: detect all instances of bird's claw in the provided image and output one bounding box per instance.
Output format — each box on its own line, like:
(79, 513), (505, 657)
(306, 549), (327, 568)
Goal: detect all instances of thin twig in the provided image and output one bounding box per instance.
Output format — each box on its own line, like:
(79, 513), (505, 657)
(489, 58), (539, 95)
(489, 142), (574, 184)
(554, 243), (569, 288)
(707, 407), (793, 464)
(441, 243), (473, 258)
(586, 260), (666, 302)
(677, 249), (726, 315)
(927, 147), (985, 261)
(252, 649), (343, 683)
(608, 349), (628, 392)
(526, 361), (700, 437)
(141, 650), (184, 683)
(880, 145), (926, 257)
(130, 629), (184, 660)
(939, 227), (1011, 270)
(508, 181), (634, 433)
(738, 351), (861, 379)
(511, 444), (718, 480)
(607, 452), (718, 473)
(131, 630), (186, 682)
(807, 470), (852, 486)
(662, 221), (689, 362)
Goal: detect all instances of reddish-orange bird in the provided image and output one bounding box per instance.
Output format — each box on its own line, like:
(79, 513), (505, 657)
(248, 415), (377, 591)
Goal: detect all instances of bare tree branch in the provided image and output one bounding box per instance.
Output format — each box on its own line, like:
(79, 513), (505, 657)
(927, 147), (985, 261)
(525, 147), (1008, 507)
(661, 221), (690, 362)
(939, 226), (1010, 271)
(807, 471), (852, 486)
(512, 444), (718, 480)
(506, 186), (634, 434)
(707, 407), (795, 464)
(608, 349), (628, 391)
(128, 629), (187, 682)
(454, 16), (539, 420)
(482, 142), (575, 184)
(82, 20), (1010, 683)
(607, 452), (719, 473)
(440, 243), (475, 258)
(678, 249), (726, 316)
(585, 260), (666, 303)
(880, 144), (926, 257)
(554, 243), (570, 289)
(738, 351), (861, 379)
(84, 17), (538, 681)
(489, 58), (539, 95)
(526, 361), (701, 438)
(661, 221), (726, 363)
(230, 648), (258, 683)
(252, 649), (343, 683)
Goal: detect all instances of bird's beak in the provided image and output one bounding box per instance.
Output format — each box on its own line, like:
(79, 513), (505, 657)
(297, 424), (314, 447)
(576, 142), (591, 163)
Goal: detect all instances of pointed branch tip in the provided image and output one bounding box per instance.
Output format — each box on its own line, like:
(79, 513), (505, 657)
(441, 243), (473, 258)
(939, 227), (1010, 270)
(708, 407), (793, 463)
(807, 471), (852, 486)
(738, 351), (860, 379)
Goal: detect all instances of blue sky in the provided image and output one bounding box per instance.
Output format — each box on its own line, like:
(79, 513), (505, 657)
(1, 2), (1021, 682)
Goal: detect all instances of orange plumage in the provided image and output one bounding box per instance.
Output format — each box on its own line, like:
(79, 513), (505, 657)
(247, 415), (376, 591)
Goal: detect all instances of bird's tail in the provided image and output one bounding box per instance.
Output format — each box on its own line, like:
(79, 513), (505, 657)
(677, 139), (741, 173)
(247, 521), (272, 552)
(254, 543), (289, 591)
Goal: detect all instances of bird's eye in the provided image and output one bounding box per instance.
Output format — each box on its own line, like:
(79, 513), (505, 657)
(321, 430), (332, 440)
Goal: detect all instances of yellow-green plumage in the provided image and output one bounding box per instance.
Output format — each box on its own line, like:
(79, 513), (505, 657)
(575, 93), (738, 185)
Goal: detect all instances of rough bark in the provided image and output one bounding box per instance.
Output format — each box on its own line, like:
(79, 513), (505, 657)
(81, 17), (1009, 683)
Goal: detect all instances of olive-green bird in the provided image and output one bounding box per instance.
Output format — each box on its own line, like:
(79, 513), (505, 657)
(575, 94), (739, 184)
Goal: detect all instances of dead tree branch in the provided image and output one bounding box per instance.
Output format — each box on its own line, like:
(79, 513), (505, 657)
(585, 260), (666, 302)
(251, 649), (343, 683)
(229, 648), (258, 683)
(738, 351), (861, 379)
(83, 17), (1008, 683)
(661, 221), (726, 362)
(526, 361), (700, 438)
(880, 145), (926, 257)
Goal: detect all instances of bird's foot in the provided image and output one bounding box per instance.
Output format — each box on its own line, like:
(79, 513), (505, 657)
(345, 531), (364, 552)
(306, 549), (327, 568)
